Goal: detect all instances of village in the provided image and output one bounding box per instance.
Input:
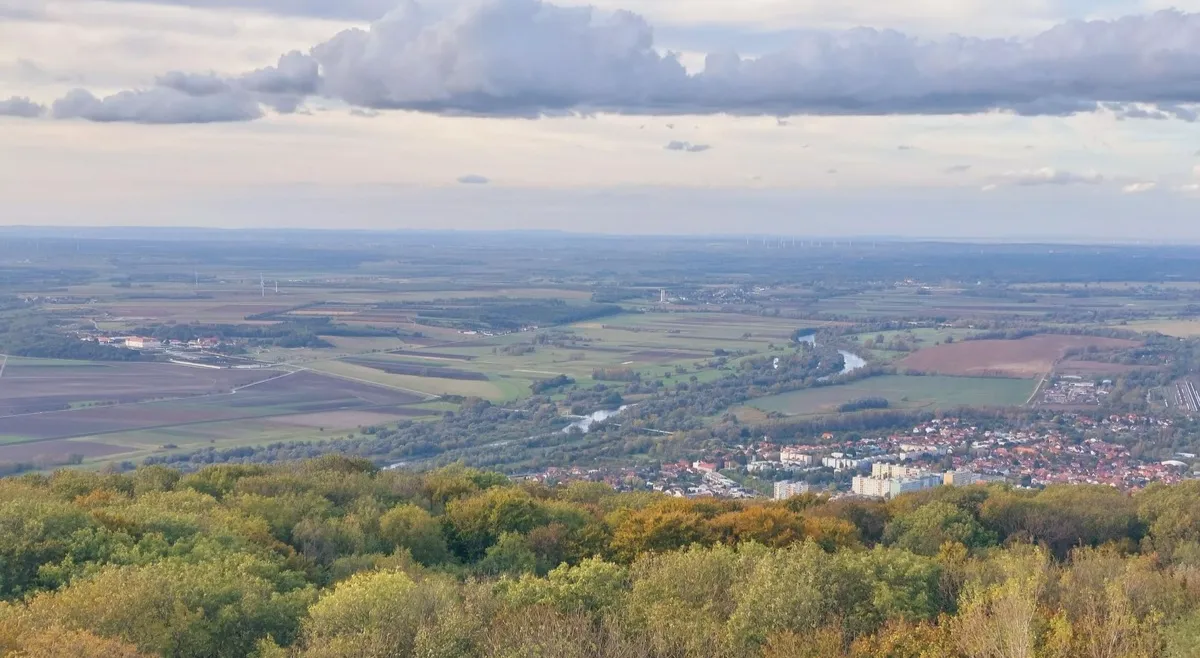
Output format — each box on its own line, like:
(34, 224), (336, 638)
(520, 414), (1194, 501)
(78, 333), (221, 351)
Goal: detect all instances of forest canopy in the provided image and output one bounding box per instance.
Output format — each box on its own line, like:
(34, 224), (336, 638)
(0, 458), (1199, 657)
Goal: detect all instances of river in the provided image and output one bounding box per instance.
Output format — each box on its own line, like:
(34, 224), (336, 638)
(563, 406), (627, 433)
(799, 333), (867, 377)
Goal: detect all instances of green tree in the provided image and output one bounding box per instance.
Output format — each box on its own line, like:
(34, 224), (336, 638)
(379, 503), (451, 566)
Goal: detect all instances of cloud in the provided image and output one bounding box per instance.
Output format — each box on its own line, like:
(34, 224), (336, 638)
(101, 0), (397, 20)
(994, 168), (1105, 187)
(943, 164), (972, 174)
(1107, 102), (1199, 122)
(237, 52), (320, 96)
(0, 0), (45, 19)
(897, 145), (915, 151)
(457, 174), (490, 184)
(32, 3), (1200, 122)
(301, 5), (1200, 117)
(349, 108), (380, 117)
(52, 88), (264, 123)
(157, 72), (232, 96)
(1122, 181), (1157, 193)
(53, 52), (321, 123)
(664, 140), (711, 152)
(0, 96), (45, 118)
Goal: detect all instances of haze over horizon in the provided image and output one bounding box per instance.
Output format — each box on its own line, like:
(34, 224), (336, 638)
(4, 0), (1200, 237)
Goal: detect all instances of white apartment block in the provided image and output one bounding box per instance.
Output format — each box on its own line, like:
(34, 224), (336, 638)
(773, 480), (811, 500)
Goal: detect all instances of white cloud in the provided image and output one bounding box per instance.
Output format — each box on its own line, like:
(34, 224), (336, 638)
(665, 140), (711, 152)
(457, 173), (490, 184)
(0, 95), (44, 117)
(29, 2), (1200, 123)
(100, 0), (398, 21)
(995, 167), (1105, 186)
(1122, 181), (1157, 193)
(51, 87), (264, 123)
(944, 164), (972, 174)
(0, 0), (44, 19)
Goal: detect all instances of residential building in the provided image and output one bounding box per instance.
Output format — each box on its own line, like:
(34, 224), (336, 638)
(943, 470), (980, 487)
(871, 462), (925, 480)
(823, 457), (867, 470)
(124, 337), (161, 350)
(853, 468), (942, 499)
(890, 474), (943, 497)
(780, 447), (813, 466)
(851, 475), (891, 498)
(773, 480), (810, 500)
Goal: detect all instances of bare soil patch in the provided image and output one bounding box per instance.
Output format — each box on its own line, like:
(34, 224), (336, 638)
(628, 350), (712, 362)
(342, 357), (488, 381)
(897, 335), (1138, 378)
(0, 369), (424, 441)
(1054, 361), (1155, 376)
(0, 363), (277, 415)
(264, 410), (424, 429)
(0, 440), (131, 462)
(388, 349), (476, 361)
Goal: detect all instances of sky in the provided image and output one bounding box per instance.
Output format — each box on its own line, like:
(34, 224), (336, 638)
(3, 0), (1200, 238)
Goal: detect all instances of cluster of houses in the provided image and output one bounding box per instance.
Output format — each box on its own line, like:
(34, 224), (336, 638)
(1038, 376), (1113, 406)
(80, 334), (221, 351)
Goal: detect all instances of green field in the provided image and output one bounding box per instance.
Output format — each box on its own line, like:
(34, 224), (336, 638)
(747, 375), (1038, 416)
(301, 312), (818, 401)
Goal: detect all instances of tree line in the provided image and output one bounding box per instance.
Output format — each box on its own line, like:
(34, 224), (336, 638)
(3, 458), (1200, 656)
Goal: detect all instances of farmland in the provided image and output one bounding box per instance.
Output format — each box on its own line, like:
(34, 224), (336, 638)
(896, 335), (1140, 378)
(0, 360), (433, 466)
(746, 375), (1038, 416)
(1117, 319), (1200, 337)
(4, 230), (1200, 474)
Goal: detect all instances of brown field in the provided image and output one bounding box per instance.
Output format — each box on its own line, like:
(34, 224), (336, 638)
(0, 368), (426, 442)
(264, 410), (424, 429)
(342, 357), (489, 381)
(0, 362), (278, 415)
(1120, 319), (1200, 337)
(388, 349), (476, 361)
(1054, 361), (1155, 376)
(629, 350), (712, 362)
(897, 335), (1139, 378)
(0, 440), (132, 462)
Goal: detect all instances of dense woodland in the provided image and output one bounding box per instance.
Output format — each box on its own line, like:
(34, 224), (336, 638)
(4, 458), (1200, 657)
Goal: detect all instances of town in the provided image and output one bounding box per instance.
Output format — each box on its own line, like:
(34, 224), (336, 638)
(520, 414), (1193, 500)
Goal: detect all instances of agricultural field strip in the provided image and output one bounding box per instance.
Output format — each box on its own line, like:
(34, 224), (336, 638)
(0, 361), (434, 444)
(0, 369), (288, 422)
(291, 365), (440, 401)
(1027, 371), (1050, 406)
